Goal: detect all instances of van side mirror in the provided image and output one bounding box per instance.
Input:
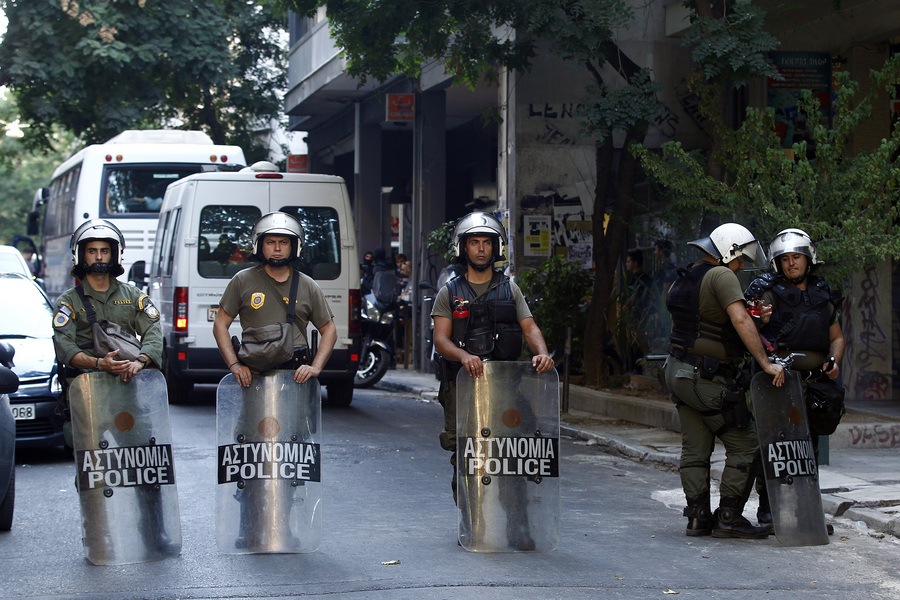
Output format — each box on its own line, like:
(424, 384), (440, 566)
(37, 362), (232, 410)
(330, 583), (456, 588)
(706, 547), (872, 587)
(128, 260), (147, 290)
(27, 210), (40, 236)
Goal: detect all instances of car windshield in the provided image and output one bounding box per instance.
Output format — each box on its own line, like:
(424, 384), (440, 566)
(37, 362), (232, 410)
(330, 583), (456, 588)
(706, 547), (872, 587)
(0, 276), (53, 338)
(0, 251), (29, 277)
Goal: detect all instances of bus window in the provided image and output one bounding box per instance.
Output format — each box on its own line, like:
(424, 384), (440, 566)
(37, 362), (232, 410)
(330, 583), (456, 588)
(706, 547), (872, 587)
(103, 166), (202, 215)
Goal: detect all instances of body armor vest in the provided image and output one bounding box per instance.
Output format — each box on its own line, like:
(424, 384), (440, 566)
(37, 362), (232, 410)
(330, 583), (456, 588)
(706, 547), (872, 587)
(751, 275), (837, 353)
(446, 271), (523, 360)
(666, 262), (743, 359)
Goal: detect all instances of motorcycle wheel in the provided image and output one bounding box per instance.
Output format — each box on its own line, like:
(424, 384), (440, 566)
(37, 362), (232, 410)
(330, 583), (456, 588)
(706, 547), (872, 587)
(354, 346), (391, 388)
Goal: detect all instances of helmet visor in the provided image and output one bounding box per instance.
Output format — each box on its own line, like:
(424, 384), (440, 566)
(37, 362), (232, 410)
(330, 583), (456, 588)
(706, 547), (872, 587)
(737, 240), (767, 268)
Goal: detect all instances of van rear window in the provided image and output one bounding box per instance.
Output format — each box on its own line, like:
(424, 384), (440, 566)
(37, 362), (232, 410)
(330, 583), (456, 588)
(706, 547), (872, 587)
(197, 205), (261, 278)
(279, 206), (341, 281)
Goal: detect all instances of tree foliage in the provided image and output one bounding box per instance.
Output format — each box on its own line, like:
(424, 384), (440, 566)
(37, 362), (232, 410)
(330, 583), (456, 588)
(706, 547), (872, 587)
(0, 0), (286, 160)
(0, 93), (76, 245)
(636, 57), (900, 284)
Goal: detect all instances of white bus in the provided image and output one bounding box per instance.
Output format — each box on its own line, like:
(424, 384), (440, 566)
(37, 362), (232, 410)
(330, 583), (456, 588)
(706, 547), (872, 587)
(29, 130), (246, 299)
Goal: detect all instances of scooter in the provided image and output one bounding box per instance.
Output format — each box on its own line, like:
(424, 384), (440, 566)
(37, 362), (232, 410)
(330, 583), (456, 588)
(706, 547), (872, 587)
(354, 271), (403, 388)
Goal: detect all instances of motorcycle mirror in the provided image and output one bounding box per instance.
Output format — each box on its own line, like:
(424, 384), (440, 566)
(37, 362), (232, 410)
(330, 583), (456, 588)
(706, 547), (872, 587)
(418, 281), (437, 291)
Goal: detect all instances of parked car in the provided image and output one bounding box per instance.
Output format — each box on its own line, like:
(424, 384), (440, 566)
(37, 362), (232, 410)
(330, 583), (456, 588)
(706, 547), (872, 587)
(0, 273), (65, 448)
(0, 245), (34, 279)
(0, 342), (20, 530)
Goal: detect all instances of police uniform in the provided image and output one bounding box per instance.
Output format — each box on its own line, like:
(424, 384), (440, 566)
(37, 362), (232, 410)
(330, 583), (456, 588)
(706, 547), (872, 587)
(219, 264), (333, 362)
(746, 273), (845, 442)
(431, 271), (531, 500)
(665, 261), (762, 535)
(53, 278), (163, 370)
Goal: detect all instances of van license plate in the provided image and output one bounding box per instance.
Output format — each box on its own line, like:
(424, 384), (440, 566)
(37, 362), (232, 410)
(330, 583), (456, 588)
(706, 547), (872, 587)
(12, 404), (36, 420)
(208, 307), (218, 321)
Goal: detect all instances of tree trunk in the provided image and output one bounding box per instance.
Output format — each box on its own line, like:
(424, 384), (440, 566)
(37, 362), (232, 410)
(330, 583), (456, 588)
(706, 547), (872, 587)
(583, 127), (645, 388)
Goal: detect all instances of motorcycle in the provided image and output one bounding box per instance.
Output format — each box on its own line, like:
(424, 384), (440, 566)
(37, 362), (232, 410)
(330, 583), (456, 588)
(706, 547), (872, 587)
(354, 271), (403, 388)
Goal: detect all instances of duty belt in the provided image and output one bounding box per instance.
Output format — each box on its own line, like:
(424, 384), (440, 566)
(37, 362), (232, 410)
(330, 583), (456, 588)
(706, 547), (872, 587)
(668, 345), (740, 380)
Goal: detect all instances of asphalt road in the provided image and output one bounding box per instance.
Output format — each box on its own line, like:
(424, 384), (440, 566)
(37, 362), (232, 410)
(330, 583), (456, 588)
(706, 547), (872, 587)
(2, 383), (900, 599)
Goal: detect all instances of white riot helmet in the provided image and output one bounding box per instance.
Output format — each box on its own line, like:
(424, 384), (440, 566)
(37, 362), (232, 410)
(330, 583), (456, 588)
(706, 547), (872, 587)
(251, 212), (304, 265)
(688, 223), (764, 266)
(70, 219), (126, 278)
(769, 228), (820, 280)
(452, 212), (507, 268)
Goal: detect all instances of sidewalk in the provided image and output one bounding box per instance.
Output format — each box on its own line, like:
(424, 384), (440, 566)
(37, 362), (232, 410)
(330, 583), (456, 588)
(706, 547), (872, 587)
(379, 367), (900, 539)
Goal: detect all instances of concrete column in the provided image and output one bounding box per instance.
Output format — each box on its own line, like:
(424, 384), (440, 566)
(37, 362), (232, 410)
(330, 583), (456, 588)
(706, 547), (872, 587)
(412, 89), (447, 370)
(354, 103), (385, 260)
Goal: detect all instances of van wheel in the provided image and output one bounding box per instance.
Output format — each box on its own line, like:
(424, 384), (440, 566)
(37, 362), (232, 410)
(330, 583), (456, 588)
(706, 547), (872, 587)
(0, 465), (15, 531)
(326, 379), (354, 407)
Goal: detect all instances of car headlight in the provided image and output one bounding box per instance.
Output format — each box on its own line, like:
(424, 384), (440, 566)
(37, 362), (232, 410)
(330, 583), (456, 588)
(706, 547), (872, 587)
(50, 373), (62, 394)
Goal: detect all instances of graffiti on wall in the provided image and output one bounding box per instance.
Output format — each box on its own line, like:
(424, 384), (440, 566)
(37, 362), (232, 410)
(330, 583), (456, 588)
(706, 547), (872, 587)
(845, 424), (900, 448)
(843, 265), (891, 401)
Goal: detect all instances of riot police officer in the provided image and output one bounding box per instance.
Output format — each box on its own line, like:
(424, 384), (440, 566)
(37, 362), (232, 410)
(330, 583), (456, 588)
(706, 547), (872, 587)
(431, 212), (554, 503)
(52, 219), (162, 385)
(52, 219), (173, 560)
(665, 223), (784, 539)
(745, 228), (845, 526)
(213, 211), (337, 385)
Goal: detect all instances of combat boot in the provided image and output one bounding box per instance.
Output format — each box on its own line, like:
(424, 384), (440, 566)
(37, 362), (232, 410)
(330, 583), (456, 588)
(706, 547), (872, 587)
(683, 495), (713, 537)
(756, 489), (774, 534)
(712, 496), (771, 539)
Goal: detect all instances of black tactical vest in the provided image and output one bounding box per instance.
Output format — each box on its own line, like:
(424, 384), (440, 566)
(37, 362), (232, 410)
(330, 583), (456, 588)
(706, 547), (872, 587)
(666, 262), (743, 359)
(754, 275), (838, 353)
(446, 271), (523, 360)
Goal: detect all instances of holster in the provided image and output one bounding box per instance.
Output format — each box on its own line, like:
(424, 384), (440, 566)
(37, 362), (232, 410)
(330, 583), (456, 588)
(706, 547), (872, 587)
(720, 385), (751, 430)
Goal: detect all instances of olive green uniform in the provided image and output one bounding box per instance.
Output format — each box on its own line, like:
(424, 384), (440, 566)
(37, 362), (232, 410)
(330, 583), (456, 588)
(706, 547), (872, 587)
(219, 264), (333, 348)
(53, 278), (163, 369)
(665, 264), (758, 502)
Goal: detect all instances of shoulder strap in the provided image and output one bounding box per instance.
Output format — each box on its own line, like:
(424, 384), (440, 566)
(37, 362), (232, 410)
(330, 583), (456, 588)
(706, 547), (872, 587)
(259, 269), (300, 324)
(74, 285), (98, 325)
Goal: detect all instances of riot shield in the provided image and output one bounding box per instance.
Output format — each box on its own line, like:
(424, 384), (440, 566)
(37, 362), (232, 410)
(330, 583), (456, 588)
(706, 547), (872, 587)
(456, 361), (560, 552)
(750, 370), (828, 547)
(68, 370), (182, 565)
(216, 371), (322, 554)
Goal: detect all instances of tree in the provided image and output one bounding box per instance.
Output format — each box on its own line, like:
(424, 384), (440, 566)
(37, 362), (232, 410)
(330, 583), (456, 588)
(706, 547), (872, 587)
(0, 0), (286, 161)
(0, 92), (75, 245)
(280, 0), (668, 386)
(636, 57), (900, 284)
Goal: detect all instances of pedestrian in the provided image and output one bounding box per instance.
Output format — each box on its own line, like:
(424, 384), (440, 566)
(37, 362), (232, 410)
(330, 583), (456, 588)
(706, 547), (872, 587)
(52, 219), (161, 388)
(431, 212), (555, 504)
(664, 223), (784, 539)
(745, 228), (845, 527)
(21, 245), (39, 276)
(213, 212), (336, 386)
(653, 239), (678, 298)
(622, 248), (652, 372)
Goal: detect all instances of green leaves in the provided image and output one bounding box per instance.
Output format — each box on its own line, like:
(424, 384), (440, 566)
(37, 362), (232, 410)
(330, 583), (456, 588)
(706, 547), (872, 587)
(0, 0), (286, 155)
(637, 59), (900, 282)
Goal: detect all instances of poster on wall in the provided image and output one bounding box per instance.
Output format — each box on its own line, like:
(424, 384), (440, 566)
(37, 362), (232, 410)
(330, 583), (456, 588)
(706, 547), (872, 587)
(767, 52), (832, 149)
(524, 215), (551, 257)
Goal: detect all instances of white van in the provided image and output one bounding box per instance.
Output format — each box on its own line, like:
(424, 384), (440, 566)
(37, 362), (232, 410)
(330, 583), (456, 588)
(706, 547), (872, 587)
(148, 162), (361, 406)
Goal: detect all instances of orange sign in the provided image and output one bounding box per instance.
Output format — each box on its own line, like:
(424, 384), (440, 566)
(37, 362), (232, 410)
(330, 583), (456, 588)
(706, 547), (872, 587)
(386, 94), (415, 122)
(287, 154), (308, 173)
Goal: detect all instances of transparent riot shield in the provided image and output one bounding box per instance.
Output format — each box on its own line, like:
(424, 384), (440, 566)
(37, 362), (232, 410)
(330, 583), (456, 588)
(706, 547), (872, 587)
(216, 371), (322, 554)
(750, 370), (828, 547)
(68, 370), (182, 565)
(456, 361), (560, 552)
